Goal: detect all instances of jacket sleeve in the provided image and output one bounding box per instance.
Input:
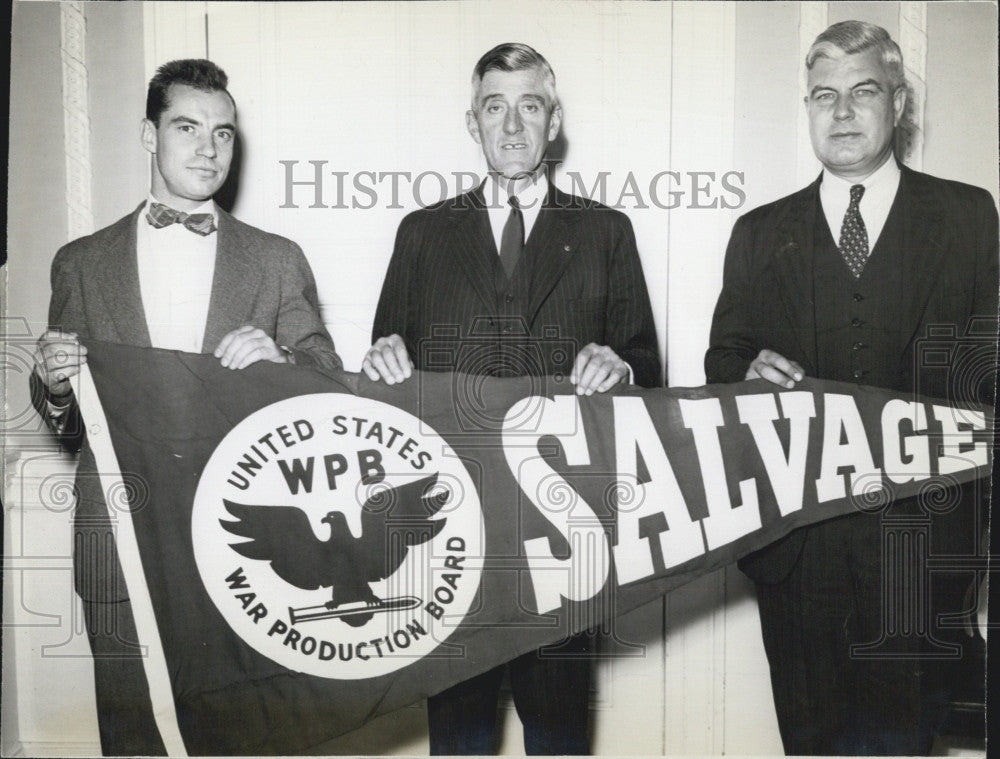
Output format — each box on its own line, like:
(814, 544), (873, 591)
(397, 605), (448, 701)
(372, 213), (421, 362)
(274, 240), (343, 372)
(705, 215), (760, 384)
(31, 244), (87, 453)
(606, 214), (662, 388)
(970, 190), (999, 406)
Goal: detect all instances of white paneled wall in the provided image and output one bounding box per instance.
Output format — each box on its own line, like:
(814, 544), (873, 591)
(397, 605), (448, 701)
(3, 452), (99, 757)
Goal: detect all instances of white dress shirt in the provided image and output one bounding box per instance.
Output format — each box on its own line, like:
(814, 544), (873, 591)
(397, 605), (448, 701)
(136, 195), (219, 351)
(484, 174), (548, 255)
(820, 156), (901, 254)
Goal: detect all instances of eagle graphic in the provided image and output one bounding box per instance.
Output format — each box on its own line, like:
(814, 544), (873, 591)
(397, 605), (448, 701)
(220, 473), (449, 626)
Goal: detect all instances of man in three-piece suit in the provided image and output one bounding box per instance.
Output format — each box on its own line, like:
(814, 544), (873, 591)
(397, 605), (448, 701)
(31, 59), (341, 756)
(705, 21), (997, 755)
(363, 43), (660, 754)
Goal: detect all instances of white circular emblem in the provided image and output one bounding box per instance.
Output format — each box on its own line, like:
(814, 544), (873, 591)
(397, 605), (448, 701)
(192, 394), (483, 679)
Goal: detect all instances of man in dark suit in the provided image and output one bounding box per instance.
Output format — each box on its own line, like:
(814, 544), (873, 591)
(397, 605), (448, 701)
(705, 21), (997, 756)
(31, 59), (341, 756)
(363, 43), (660, 755)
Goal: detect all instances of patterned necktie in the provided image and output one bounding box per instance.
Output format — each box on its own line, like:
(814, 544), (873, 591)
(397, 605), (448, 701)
(146, 201), (217, 236)
(499, 196), (524, 279)
(838, 184), (869, 278)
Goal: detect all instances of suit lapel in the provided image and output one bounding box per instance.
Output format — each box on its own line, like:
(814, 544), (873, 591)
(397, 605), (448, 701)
(201, 208), (260, 352)
(447, 188), (502, 312)
(95, 205), (152, 347)
(526, 186), (579, 323)
(895, 166), (948, 346)
(771, 176), (822, 371)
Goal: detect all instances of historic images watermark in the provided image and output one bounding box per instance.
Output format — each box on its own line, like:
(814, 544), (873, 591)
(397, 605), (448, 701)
(278, 161), (748, 211)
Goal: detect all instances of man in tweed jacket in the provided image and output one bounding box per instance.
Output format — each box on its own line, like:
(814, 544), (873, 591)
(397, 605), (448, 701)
(31, 59), (340, 756)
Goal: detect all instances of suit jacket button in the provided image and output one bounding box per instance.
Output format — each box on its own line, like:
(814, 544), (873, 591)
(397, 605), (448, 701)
(505, 293), (514, 303)
(853, 368), (864, 379)
(851, 318), (862, 327)
(853, 293), (864, 302)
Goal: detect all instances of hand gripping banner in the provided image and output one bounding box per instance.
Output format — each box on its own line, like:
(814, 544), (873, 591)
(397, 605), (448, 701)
(73, 340), (993, 755)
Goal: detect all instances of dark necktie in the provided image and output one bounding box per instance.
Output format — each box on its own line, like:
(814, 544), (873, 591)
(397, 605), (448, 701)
(838, 184), (869, 278)
(499, 196), (524, 279)
(146, 201), (217, 236)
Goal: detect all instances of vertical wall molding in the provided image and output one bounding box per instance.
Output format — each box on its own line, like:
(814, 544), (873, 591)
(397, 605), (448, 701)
(665, 1), (737, 751)
(59, 2), (93, 241)
(666, 0), (737, 389)
(143, 2), (209, 83)
(796, 2), (827, 186)
(142, 2), (210, 194)
(898, 2), (927, 170)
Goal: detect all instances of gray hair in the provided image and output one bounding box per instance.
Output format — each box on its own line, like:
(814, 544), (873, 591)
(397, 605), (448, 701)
(470, 43), (558, 110)
(806, 20), (905, 91)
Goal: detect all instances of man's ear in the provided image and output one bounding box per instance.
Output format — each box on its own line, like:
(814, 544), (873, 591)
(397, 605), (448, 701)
(141, 119), (157, 155)
(466, 110), (482, 145)
(547, 105), (562, 142)
(892, 85), (907, 127)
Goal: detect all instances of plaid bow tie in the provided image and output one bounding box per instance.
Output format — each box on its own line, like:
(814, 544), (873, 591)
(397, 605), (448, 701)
(146, 201), (217, 236)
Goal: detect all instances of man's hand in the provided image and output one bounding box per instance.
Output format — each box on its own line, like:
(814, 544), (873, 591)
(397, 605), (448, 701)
(34, 330), (87, 399)
(745, 349), (804, 389)
(215, 326), (289, 369)
(362, 334), (413, 384)
(571, 343), (629, 396)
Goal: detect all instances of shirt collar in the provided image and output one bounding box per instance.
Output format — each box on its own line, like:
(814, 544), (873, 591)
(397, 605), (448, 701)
(820, 154), (900, 195)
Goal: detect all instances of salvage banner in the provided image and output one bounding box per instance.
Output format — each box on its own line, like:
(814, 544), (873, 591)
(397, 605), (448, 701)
(76, 340), (992, 755)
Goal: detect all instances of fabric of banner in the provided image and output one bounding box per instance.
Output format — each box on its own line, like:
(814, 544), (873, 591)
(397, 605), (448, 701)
(78, 339), (992, 755)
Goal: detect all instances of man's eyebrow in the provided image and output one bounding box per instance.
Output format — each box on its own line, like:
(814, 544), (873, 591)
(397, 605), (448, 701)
(479, 93), (547, 104)
(809, 78), (885, 97)
(167, 115), (236, 132)
(851, 78), (883, 91)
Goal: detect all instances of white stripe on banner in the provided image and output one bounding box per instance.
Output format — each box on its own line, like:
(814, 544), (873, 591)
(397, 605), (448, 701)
(73, 364), (188, 756)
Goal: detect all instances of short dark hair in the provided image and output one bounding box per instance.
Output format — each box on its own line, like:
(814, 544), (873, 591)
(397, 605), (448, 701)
(146, 59), (233, 125)
(471, 43), (557, 109)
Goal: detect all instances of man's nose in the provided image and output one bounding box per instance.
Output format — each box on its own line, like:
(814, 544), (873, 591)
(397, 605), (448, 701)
(833, 93), (854, 121)
(196, 134), (218, 158)
(503, 108), (522, 134)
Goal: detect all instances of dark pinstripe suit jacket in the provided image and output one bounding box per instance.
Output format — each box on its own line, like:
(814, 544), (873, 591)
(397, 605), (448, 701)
(31, 203), (341, 600)
(373, 184), (662, 388)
